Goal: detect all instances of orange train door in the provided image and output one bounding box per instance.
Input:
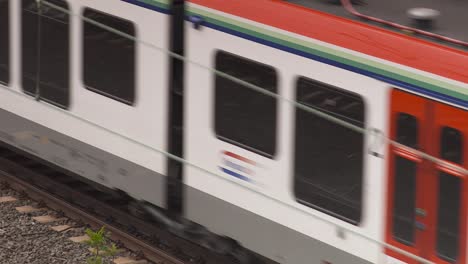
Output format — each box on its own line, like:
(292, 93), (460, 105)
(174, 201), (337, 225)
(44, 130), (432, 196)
(386, 89), (467, 264)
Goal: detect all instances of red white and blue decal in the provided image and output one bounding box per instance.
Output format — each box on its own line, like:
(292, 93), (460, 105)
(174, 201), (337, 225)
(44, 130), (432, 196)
(219, 151), (256, 183)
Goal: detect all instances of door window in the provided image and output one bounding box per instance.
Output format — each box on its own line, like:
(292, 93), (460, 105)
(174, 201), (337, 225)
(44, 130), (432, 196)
(392, 156), (417, 245)
(392, 113), (419, 245)
(436, 127), (463, 262)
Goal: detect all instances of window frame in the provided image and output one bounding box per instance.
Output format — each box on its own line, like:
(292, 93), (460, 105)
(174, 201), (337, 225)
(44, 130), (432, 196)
(20, 0), (71, 109)
(213, 50), (279, 158)
(293, 76), (366, 225)
(82, 7), (137, 106)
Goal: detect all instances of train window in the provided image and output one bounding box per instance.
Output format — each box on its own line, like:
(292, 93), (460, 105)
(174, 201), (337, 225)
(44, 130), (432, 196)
(436, 127), (463, 261)
(392, 157), (417, 245)
(396, 113), (418, 148)
(83, 8), (136, 105)
(440, 127), (463, 163)
(294, 77), (365, 224)
(0, 0), (9, 85)
(437, 172), (461, 261)
(21, 0), (70, 108)
(391, 112), (419, 245)
(214, 51), (277, 157)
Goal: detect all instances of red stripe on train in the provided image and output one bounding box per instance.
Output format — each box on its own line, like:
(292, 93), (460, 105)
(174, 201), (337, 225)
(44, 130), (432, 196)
(223, 151), (256, 165)
(189, 0), (468, 83)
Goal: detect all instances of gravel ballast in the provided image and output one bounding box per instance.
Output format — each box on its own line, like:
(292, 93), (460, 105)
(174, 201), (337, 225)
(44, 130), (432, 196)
(0, 187), (128, 264)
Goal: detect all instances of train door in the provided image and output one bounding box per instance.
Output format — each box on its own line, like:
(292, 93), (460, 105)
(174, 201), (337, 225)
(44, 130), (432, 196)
(385, 89), (467, 264)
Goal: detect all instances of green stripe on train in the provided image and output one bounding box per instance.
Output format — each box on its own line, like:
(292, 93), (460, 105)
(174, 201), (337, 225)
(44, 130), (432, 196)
(187, 6), (468, 101)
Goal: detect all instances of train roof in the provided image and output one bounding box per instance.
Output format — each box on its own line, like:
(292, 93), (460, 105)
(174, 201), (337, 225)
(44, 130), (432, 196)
(286, 0), (468, 48)
(188, 0), (468, 104)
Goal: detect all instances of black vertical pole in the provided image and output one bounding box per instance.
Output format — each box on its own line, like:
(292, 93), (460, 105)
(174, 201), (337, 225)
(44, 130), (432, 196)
(166, 0), (185, 215)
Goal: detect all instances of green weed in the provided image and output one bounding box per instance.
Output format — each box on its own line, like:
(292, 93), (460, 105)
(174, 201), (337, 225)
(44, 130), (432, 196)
(85, 226), (118, 264)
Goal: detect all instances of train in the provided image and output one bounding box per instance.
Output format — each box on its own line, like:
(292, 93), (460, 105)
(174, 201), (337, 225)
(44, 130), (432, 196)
(0, 0), (467, 263)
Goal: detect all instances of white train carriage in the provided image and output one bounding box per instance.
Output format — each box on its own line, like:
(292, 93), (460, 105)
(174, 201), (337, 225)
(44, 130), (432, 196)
(0, 0), (467, 264)
(0, 0), (170, 206)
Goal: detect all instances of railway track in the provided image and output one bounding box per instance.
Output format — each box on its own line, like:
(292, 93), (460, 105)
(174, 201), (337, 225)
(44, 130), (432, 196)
(0, 170), (184, 264)
(0, 143), (239, 264)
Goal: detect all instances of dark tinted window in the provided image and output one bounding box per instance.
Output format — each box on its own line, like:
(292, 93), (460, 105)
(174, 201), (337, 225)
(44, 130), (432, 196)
(396, 113), (418, 148)
(440, 127), (463, 164)
(392, 156), (417, 245)
(294, 77), (365, 224)
(0, 0), (9, 85)
(436, 172), (461, 262)
(214, 51), (277, 157)
(83, 8), (136, 105)
(436, 127), (463, 262)
(21, 0), (70, 108)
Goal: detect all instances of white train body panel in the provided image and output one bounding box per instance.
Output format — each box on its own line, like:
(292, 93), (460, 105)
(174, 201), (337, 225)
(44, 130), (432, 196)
(2, 0), (170, 206)
(184, 6), (390, 262)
